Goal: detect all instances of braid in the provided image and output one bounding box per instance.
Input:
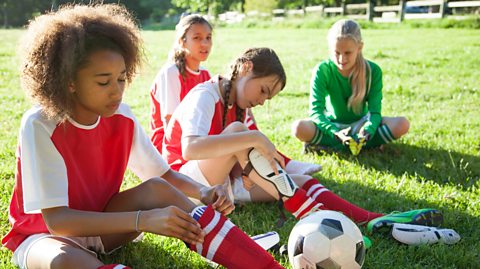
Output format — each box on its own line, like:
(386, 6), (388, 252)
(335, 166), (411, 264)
(222, 80), (232, 128)
(222, 62), (243, 128)
(236, 105), (245, 124)
(174, 48), (187, 81)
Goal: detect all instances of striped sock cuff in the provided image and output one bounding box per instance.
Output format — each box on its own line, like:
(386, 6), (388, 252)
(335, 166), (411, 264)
(378, 124), (395, 143)
(310, 126), (323, 145)
(189, 205), (234, 260)
(302, 178), (329, 201)
(284, 189), (322, 219)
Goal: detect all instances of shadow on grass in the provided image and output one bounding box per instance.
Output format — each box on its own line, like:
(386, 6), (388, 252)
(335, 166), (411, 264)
(317, 143), (479, 188)
(98, 174), (479, 269)
(100, 237), (214, 269)
(310, 176), (480, 269)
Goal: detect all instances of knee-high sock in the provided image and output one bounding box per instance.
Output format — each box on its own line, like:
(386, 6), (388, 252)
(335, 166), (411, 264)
(302, 178), (383, 224)
(283, 188), (326, 219)
(245, 114), (292, 166)
(190, 205), (284, 269)
(366, 124), (395, 148)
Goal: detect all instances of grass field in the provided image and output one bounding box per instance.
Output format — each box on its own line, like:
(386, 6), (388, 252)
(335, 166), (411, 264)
(1, 27), (479, 268)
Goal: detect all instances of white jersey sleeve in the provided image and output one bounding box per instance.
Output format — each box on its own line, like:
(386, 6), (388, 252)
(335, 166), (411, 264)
(120, 105), (171, 180)
(179, 87), (217, 138)
(20, 107), (69, 214)
(152, 64), (182, 122)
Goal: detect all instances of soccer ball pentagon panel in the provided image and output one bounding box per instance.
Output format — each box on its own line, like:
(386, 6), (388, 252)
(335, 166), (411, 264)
(288, 210), (366, 269)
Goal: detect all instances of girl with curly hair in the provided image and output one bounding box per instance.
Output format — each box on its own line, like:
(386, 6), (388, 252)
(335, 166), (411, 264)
(2, 4), (284, 269)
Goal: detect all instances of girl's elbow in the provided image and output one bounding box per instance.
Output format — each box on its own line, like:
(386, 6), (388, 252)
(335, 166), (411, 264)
(182, 145), (195, 160)
(41, 208), (69, 236)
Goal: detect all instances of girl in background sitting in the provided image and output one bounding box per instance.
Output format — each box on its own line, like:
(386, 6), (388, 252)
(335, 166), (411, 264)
(149, 14), (321, 175)
(291, 19), (409, 155)
(2, 5), (283, 269)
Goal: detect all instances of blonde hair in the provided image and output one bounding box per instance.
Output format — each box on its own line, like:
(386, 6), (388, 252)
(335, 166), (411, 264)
(169, 14), (212, 80)
(20, 4), (143, 121)
(327, 19), (371, 115)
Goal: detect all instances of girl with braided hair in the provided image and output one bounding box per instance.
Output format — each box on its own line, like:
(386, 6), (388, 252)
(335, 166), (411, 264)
(3, 5), (286, 269)
(149, 14), (321, 175)
(162, 47), (443, 233)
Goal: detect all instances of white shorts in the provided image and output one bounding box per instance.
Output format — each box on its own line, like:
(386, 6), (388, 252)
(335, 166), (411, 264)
(179, 160), (251, 203)
(12, 233), (107, 269)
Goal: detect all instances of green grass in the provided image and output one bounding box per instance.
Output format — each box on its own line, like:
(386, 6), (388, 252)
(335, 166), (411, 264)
(1, 28), (479, 268)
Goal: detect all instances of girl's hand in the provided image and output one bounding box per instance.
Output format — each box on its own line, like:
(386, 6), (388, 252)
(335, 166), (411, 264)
(334, 127), (354, 145)
(253, 131), (285, 173)
(141, 207), (205, 245)
(199, 185), (235, 215)
(357, 126), (371, 142)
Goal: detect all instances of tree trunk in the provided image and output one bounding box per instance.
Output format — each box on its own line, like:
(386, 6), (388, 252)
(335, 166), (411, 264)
(2, 3), (7, 28)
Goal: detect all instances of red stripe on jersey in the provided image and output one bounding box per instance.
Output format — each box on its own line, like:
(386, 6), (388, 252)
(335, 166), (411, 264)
(3, 114), (134, 251)
(150, 67), (210, 154)
(163, 82), (240, 171)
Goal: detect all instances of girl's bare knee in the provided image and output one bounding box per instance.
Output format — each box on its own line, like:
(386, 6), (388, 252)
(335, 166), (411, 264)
(291, 120), (302, 138)
(223, 121), (248, 133)
(291, 119), (314, 141)
(396, 117), (410, 137)
(144, 177), (171, 193)
(49, 247), (100, 269)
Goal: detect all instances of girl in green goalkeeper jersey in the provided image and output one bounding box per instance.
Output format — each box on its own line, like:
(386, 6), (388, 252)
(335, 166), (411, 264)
(291, 19), (409, 155)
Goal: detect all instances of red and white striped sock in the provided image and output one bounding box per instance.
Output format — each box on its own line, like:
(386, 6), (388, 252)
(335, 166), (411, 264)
(302, 178), (383, 224)
(283, 188), (325, 219)
(98, 265), (132, 269)
(190, 205), (283, 269)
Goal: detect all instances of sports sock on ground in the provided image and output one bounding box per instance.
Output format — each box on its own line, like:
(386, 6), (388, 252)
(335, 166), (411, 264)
(302, 178), (383, 224)
(189, 205), (284, 269)
(285, 160), (322, 175)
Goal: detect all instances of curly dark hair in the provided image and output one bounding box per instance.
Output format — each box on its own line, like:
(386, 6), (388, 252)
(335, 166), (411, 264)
(19, 3), (144, 121)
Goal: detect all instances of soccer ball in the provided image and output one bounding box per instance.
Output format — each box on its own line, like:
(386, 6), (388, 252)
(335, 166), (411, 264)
(288, 210), (366, 269)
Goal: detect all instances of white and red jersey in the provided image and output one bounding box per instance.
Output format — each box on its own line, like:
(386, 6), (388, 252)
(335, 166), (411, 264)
(2, 104), (170, 252)
(163, 76), (244, 171)
(150, 63), (211, 153)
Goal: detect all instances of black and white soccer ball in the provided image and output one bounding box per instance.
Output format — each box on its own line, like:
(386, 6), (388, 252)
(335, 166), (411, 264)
(288, 210), (366, 269)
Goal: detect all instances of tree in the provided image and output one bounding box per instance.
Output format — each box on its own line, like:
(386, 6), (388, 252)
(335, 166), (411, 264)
(244, 0), (278, 13)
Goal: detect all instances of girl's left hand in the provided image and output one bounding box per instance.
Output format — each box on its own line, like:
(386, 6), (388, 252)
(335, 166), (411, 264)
(199, 185), (235, 215)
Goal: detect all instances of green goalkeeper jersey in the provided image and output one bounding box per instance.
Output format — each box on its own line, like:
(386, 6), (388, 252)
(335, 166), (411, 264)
(309, 59), (383, 139)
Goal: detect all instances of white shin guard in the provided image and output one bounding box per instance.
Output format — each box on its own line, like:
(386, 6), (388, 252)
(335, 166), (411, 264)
(244, 148), (298, 198)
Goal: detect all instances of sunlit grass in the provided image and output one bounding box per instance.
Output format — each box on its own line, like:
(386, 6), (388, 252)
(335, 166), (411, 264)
(1, 28), (479, 268)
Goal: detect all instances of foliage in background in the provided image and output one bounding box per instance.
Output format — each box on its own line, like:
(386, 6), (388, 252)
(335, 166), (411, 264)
(215, 14), (480, 29)
(2, 0), (479, 29)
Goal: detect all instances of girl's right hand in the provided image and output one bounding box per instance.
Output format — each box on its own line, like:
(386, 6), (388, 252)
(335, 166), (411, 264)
(253, 131), (285, 173)
(141, 206), (205, 245)
(334, 128), (354, 145)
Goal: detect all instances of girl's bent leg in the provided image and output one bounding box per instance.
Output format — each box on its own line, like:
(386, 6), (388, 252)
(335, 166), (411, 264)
(382, 116), (409, 138)
(365, 117), (410, 148)
(26, 237), (102, 269)
(101, 177), (197, 251)
(291, 119), (317, 142)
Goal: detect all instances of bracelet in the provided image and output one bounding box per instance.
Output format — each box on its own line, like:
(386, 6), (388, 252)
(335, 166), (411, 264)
(135, 210), (142, 232)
